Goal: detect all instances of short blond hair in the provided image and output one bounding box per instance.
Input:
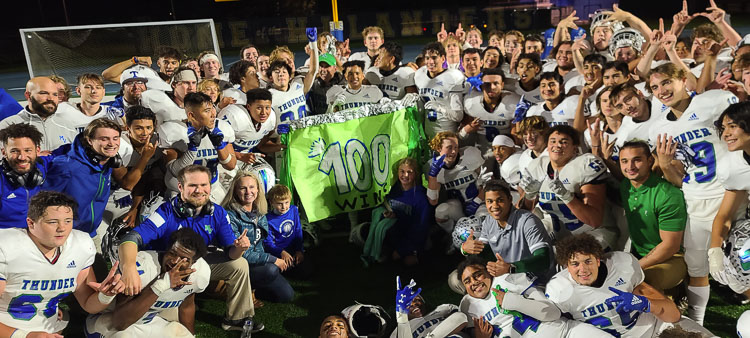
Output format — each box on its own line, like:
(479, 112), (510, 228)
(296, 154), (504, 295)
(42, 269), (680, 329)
(505, 30), (524, 44)
(269, 46), (294, 64)
(267, 184), (292, 203)
(49, 75), (71, 99)
(429, 131), (459, 152)
(516, 116), (549, 136)
(362, 26), (384, 40)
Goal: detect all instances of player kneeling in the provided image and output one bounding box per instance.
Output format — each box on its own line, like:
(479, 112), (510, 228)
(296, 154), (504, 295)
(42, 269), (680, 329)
(86, 228), (210, 337)
(0, 191), (124, 337)
(457, 256), (602, 337)
(546, 233), (714, 337)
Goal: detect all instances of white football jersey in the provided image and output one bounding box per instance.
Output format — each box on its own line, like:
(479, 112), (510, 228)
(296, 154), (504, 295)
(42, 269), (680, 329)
(389, 304), (462, 338)
(545, 251), (660, 338)
(432, 147), (483, 203)
(463, 91), (520, 150)
(349, 51), (374, 70)
(525, 95), (581, 126)
(505, 78), (543, 104)
(139, 89), (186, 124)
(415, 67), (466, 139)
(128, 251), (209, 325)
(326, 85), (384, 110)
(0, 108), (77, 152)
(218, 104), (276, 153)
(459, 274), (570, 337)
(158, 119), (236, 183)
(608, 115), (658, 160)
(365, 66), (416, 100)
(647, 89), (738, 199)
(54, 102), (123, 134)
(525, 153), (608, 239)
(0, 228), (95, 333)
(270, 78), (308, 125)
(717, 151), (750, 221)
(517, 149), (547, 173)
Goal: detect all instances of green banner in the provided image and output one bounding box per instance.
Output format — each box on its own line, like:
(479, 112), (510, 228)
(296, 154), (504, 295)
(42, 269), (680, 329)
(281, 104), (422, 222)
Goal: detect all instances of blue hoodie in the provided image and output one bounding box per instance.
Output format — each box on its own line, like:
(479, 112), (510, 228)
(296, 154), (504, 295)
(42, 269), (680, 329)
(43, 134), (112, 236)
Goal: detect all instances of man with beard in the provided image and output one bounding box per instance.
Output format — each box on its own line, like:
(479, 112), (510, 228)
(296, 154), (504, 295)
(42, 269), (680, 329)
(391, 277), (467, 338)
(0, 123), (53, 228)
(1, 77), (76, 152)
(43, 118), (123, 241)
(460, 68), (520, 153)
(308, 53), (346, 115)
(117, 164), (262, 332)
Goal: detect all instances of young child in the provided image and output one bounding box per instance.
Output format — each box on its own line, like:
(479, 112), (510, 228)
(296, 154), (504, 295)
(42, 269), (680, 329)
(264, 184), (308, 276)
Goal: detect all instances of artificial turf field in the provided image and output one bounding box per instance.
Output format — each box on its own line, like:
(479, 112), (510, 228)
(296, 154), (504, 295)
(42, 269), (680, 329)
(64, 224), (749, 337)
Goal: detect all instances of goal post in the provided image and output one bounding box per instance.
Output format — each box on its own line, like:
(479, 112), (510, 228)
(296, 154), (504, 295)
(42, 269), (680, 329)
(19, 19), (221, 87)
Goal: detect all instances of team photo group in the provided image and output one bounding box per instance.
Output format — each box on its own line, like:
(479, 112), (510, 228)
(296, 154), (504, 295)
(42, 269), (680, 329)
(2, 0), (750, 337)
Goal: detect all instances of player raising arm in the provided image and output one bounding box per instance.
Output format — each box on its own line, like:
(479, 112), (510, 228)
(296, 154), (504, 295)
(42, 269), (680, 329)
(0, 191), (124, 338)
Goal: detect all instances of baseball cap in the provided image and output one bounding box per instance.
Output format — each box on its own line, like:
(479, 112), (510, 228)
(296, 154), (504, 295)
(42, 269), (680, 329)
(120, 65), (172, 92)
(319, 53), (337, 67)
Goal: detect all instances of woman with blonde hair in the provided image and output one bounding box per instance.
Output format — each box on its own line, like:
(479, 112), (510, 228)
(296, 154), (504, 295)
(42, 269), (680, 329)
(222, 171), (294, 302)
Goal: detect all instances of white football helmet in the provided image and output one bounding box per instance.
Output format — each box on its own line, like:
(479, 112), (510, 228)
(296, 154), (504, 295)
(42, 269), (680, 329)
(609, 28), (646, 56)
(452, 216), (483, 249)
(341, 303), (389, 338)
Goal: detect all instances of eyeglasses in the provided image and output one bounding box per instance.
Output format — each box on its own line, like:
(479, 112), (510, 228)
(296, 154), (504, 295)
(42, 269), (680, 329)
(124, 80), (146, 86)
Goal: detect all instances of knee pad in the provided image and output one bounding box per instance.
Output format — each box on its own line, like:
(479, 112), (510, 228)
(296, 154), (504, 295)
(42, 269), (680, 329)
(684, 248), (709, 277)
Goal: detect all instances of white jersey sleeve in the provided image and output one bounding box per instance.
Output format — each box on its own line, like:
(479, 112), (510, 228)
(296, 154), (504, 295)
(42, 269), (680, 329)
(157, 121), (189, 152)
(219, 104), (276, 153)
(545, 252), (655, 337)
(132, 251), (210, 325)
(0, 229), (95, 333)
(140, 89), (186, 124)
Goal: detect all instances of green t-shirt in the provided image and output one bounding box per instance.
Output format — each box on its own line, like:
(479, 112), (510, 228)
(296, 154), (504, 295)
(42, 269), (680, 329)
(619, 174), (687, 257)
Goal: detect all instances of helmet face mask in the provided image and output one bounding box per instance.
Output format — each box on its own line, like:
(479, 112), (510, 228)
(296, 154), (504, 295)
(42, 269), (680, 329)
(452, 216), (483, 249)
(608, 28), (647, 57)
(590, 10), (625, 36)
(724, 219), (750, 288)
(341, 304), (389, 338)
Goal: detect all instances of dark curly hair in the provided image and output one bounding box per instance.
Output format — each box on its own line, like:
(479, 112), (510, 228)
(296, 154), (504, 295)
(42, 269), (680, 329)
(715, 101), (750, 136)
(229, 60), (256, 86)
(456, 256), (487, 284)
(0, 123), (43, 147)
(554, 233), (604, 266)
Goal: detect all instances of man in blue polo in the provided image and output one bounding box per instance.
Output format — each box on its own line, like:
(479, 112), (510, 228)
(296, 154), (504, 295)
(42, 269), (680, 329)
(117, 164), (262, 333)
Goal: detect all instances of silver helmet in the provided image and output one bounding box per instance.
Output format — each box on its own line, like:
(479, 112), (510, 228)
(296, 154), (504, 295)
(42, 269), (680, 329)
(590, 9), (625, 35)
(609, 28), (647, 56)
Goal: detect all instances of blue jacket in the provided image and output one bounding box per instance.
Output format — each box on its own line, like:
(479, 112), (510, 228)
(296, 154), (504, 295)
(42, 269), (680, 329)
(42, 134), (112, 236)
(134, 197), (237, 251)
(227, 208), (276, 266)
(0, 156), (53, 228)
(264, 205), (303, 256)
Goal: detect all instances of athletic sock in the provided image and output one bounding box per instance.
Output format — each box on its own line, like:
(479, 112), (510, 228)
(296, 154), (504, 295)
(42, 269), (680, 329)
(686, 285), (709, 325)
